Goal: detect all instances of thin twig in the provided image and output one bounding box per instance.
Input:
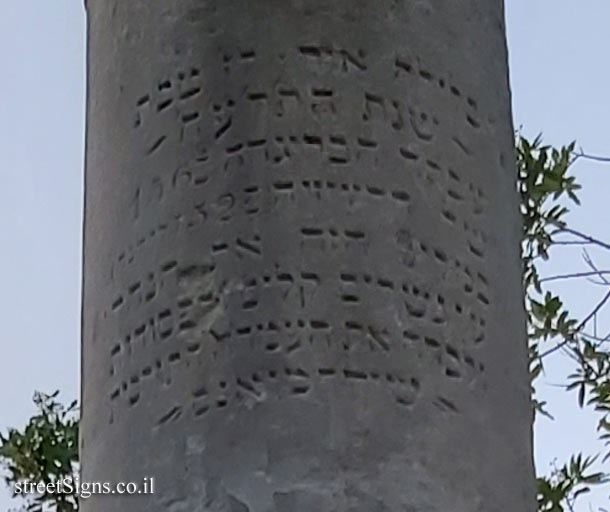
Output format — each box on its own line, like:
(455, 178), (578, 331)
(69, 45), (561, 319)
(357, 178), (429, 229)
(584, 250), (610, 286)
(539, 270), (610, 284)
(573, 150), (610, 164)
(581, 331), (610, 344)
(553, 226), (610, 252)
(553, 240), (595, 247)
(539, 288), (610, 360)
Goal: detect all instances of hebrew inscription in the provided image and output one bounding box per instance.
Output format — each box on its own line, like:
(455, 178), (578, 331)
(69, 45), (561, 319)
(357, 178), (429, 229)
(82, 1), (535, 511)
(104, 44), (491, 425)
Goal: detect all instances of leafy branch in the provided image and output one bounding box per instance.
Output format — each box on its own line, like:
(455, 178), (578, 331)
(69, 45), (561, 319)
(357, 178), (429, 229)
(0, 391), (79, 512)
(518, 134), (610, 510)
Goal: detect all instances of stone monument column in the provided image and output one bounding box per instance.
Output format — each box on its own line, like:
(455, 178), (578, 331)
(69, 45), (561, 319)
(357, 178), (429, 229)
(82, 1), (535, 510)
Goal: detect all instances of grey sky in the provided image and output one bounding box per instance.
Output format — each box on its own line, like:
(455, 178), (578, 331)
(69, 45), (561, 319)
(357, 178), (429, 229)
(1, 1), (609, 510)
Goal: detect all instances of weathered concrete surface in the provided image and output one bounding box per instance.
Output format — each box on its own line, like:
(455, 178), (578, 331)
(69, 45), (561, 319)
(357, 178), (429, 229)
(81, 1), (535, 510)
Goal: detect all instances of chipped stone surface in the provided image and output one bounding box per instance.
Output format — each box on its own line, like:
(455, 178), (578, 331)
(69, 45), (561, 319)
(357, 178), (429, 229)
(81, 1), (535, 510)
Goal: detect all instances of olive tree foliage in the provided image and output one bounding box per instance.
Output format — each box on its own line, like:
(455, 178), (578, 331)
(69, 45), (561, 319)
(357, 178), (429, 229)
(518, 135), (610, 511)
(0, 391), (78, 512)
(2, 137), (610, 512)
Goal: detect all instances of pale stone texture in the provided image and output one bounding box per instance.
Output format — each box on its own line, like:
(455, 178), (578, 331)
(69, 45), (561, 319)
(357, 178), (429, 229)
(82, 1), (535, 510)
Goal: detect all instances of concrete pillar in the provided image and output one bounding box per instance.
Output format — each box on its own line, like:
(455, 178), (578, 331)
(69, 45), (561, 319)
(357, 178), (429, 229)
(82, 1), (534, 510)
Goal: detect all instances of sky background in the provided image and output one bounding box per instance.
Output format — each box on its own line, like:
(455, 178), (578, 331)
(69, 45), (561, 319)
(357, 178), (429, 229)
(1, 1), (610, 510)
